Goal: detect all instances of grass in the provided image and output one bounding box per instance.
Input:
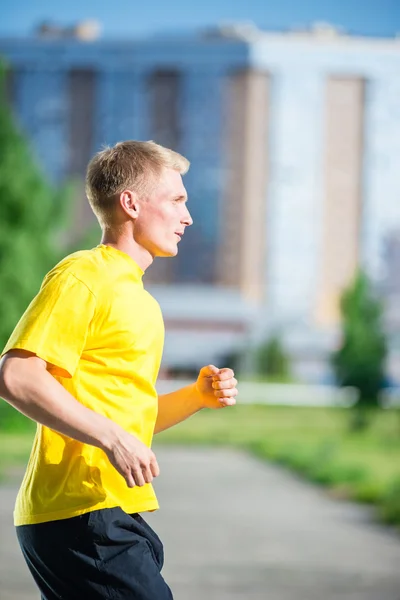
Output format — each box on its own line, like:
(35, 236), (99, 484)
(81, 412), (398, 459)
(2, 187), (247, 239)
(0, 428), (35, 481)
(1, 405), (400, 525)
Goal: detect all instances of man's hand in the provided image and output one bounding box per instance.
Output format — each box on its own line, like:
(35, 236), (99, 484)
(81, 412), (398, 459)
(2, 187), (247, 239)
(103, 427), (160, 488)
(195, 364), (238, 409)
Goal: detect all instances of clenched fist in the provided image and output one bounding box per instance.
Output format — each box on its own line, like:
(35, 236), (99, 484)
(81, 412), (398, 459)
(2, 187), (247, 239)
(195, 364), (238, 409)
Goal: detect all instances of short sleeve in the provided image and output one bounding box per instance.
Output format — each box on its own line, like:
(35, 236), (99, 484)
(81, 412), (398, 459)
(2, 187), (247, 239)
(1, 270), (97, 378)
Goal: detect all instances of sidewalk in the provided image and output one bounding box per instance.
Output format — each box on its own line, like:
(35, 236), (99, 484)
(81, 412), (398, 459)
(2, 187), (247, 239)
(1, 446), (400, 599)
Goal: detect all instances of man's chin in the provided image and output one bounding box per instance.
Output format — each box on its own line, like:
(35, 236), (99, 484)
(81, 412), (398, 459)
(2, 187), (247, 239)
(156, 247), (178, 258)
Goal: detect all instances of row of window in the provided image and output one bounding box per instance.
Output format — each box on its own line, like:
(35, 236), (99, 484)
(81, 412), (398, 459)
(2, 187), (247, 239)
(4, 68), (182, 180)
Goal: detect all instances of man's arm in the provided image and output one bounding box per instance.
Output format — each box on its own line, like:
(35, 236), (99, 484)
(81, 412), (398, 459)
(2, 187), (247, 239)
(0, 350), (159, 487)
(155, 365), (238, 434)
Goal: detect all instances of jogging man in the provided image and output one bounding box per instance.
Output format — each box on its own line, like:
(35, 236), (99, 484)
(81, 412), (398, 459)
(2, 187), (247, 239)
(0, 140), (238, 599)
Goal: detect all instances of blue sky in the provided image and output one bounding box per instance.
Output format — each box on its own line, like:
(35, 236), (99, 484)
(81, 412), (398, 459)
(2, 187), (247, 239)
(1, 0), (399, 38)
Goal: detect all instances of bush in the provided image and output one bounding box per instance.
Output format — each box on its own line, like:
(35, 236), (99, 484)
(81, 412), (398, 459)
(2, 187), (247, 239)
(380, 477), (400, 525)
(256, 334), (291, 381)
(331, 271), (387, 427)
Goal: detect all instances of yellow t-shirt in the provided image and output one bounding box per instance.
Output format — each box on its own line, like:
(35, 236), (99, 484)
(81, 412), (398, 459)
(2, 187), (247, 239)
(1, 244), (165, 526)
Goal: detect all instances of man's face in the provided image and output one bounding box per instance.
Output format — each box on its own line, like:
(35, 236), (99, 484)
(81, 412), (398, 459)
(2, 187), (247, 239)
(134, 167), (193, 258)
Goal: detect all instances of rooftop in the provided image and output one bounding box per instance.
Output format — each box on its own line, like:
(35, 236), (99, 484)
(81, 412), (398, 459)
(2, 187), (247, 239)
(24, 20), (400, 48)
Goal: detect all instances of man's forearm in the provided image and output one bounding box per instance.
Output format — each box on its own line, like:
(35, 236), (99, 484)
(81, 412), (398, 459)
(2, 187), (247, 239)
(155, 383), (203, 434)
(0, 352), (119, 452)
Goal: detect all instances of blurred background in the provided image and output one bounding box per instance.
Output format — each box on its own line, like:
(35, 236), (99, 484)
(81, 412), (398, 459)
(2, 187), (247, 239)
(1, 1), (400, 599)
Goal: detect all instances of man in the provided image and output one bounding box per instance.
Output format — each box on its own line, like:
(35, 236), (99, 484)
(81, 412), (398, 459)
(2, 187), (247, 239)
(0, 140), (238, 599)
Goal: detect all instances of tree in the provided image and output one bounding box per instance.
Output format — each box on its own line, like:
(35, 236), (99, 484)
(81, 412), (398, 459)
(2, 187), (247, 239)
(0, 64), (71, 348)
(331, 270), (387, 428)
(256, 334), (291, 382)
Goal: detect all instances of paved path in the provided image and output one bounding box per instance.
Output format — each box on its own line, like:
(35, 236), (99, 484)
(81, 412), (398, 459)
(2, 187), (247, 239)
(1, 447), (400, 600)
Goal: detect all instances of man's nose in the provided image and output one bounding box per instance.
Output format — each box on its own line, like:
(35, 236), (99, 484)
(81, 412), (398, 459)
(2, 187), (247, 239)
(182, 207), (193, 226)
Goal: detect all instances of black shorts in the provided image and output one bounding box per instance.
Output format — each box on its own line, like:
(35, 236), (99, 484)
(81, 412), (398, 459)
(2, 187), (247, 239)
(16, 507), (173, 599)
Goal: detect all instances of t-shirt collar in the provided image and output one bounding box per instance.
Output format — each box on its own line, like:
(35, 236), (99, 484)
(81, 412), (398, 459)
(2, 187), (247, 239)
(97, 244), (145, 278)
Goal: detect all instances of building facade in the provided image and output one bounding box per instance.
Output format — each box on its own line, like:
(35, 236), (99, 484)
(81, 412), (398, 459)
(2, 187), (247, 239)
(1, 24), (400, 379)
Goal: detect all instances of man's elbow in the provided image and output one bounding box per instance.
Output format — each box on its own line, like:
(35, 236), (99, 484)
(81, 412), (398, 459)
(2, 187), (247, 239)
(0, 350), (44, 401)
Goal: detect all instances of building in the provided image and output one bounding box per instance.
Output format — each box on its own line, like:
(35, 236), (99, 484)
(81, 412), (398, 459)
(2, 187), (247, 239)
(1, 22), (400, 380)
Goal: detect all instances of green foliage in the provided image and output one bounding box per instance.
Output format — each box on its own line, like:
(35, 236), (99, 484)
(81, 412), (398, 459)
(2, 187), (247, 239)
(0, 399), (32, 432)
(0, 429), (35, 482)
(255, 334), (291, 381)
(331, 270), (387, 413)
(380, 477), (400, 524)
(0, 63), (72, 349)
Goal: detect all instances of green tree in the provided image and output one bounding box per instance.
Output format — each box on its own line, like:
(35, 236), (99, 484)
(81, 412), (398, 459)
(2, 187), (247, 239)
(256, 334), (291, 382)
(0, 64), (71, 349)
(331, 270), (387, 428)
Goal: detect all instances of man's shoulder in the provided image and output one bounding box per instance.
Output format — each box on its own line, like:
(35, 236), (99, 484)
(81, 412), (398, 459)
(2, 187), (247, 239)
(44, 248), (107, 295)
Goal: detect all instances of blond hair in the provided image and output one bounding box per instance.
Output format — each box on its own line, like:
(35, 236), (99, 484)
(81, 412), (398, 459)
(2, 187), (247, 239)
(85, 140), (190, 227)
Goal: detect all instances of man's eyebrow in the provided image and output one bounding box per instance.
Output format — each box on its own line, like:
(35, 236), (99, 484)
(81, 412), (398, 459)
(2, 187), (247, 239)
(174, 195), (188, 202)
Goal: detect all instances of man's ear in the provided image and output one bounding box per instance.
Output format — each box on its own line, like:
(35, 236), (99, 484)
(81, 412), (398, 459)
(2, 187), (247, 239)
(119, 190), (140, 220)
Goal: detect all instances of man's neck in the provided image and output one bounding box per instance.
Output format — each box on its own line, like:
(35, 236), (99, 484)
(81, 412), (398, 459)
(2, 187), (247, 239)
(100, 231), (153, 272)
